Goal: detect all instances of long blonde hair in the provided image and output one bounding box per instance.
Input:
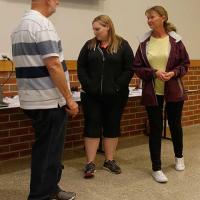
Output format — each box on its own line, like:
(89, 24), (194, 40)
(145, 6), (177, 33)
(88, 15), (123, 54)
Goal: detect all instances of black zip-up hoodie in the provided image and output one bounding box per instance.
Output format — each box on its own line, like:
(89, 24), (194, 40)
(77, 39), (134, 96)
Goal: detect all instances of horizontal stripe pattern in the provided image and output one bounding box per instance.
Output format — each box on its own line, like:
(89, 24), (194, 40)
(37, 40), (62, 55)
(13, 55), (44, 68)
(12, 42), (39, 56)
(18, 89), (66, 109)
(18, 88), (63, 101)
(17, 71), (69, 90)
(12, 40), (62, 57)
(16, 61), (67, 78)
(11, 9), (69, 109)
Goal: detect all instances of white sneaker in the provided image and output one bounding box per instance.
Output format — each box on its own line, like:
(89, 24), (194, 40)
(152, 170), (168, 183)
(175, 157), (185, 171)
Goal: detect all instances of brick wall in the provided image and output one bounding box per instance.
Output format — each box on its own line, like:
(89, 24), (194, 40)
(182, 64), (200, 126)
(0, 61), (200, 161)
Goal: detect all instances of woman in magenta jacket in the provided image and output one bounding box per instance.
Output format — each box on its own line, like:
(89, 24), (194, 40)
(133, 6), (190, 183)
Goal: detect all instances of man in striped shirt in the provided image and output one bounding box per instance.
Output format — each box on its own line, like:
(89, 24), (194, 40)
(11, 0), (78, 199)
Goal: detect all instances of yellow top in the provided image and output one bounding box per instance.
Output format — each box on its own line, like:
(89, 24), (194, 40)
(147, 36), (169, 95)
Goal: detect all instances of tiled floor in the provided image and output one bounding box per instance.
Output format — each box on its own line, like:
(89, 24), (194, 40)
(0, 125), (200, 200)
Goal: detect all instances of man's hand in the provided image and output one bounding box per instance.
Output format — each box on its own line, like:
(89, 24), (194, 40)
(44, 56), (79, 118)
(65, 98), (79, 118)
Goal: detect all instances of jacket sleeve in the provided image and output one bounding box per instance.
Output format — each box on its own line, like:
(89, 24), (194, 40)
(133, 46), (157, 81)
(115, 41), (134, 90)
(171, 41), (190, 78)
(77, 41), (91, 91)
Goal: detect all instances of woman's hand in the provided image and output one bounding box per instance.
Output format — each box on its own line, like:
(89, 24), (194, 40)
(155, 70), (175, 81)
(163, 71), (175, 81)
(155, 70), (167, 81)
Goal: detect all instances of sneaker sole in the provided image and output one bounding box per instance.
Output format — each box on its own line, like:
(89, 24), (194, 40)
(68, 197), (76, 200)
(51, 194), (76, 200)
(102, 166), (121, 174)
(175, 167), (185, 171)
(152, 175), (168, 183)
(84, 170), (96, 179)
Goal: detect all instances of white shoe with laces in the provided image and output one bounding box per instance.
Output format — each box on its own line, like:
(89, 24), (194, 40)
(175, 157), (185, 171)
(152, 170), (168, 183)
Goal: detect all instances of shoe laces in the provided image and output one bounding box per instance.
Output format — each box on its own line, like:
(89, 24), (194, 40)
(106, 160), (119, 170)
(85, 162), (95, 172)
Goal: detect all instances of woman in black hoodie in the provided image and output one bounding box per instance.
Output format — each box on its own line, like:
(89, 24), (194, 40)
(77, 15), (134, 179)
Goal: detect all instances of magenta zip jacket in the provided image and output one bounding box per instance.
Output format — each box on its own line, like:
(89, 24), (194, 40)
(133, 31), (190, 106)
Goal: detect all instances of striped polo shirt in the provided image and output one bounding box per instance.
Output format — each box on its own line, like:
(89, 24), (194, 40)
(11, 10), (70, 109)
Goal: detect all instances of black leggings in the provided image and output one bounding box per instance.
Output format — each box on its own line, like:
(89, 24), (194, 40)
(81, 92), (128, 138)
(146, 95), (184, 171)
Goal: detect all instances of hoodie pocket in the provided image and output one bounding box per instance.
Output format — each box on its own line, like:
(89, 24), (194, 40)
(165, 78), (184, 99)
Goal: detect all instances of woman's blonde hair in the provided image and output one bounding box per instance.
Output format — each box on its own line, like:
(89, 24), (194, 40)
(88, 15), (123, 54)
(145, 6), (177, 33)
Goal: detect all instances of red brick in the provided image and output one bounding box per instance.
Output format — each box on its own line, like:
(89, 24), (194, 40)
(68, 121), (81, 128)
(0, 152), (19, 161)
(0, 130), (9, 138)
(188, 95), (198, 100)
(64, 142), (73, 149)
(29, 141), (34, 147)
(1, 64), (200, 161)
(0, 145), (9, 153)
(20, 149), (32, 157)
(130, 130), (144, 136)
(9, 84), (18, 91)
(135, 112), (147, 118)
(182, 117), (189, 122)
(0, 121), (19, 130)
(29, 127), (35, 134)
(19, 134), (35, 142)
(193, 119), (200, 124)
(123, 114), (134, 120)
(71, 114), (83, 121)
(189, 76), (198, 81)
(10, 113), (27, 121)
(121, 132), (130, 137)
(188, 105), (198, 110)
(65, 134), (81, 141)
(123, 125), (135, 132)
(0, 108), (20, 115)
(4, 92), (18, 97)
(4, 78), (16, 84)
(0, 115), (9, 122)
(73, 140), (84, 147)
(182, 121), (194, 126)
(72, 127), (83, 134)
(2, 85), (9, 91)
(189, 115), (198, 120)
(123, 107), (130, 113)
(129, 118), (143, 125)
(10, 143), (29, 151)
(0, 136), (19, 145)
(120, 120), (131, 126)
(185, 100), (194, 106)
(136, 124), (145, 130)
(10, 127), (29, 136)
(20, 120), (32, 127)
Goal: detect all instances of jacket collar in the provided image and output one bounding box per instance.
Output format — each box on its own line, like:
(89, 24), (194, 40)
(138, 30), (182, 43)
